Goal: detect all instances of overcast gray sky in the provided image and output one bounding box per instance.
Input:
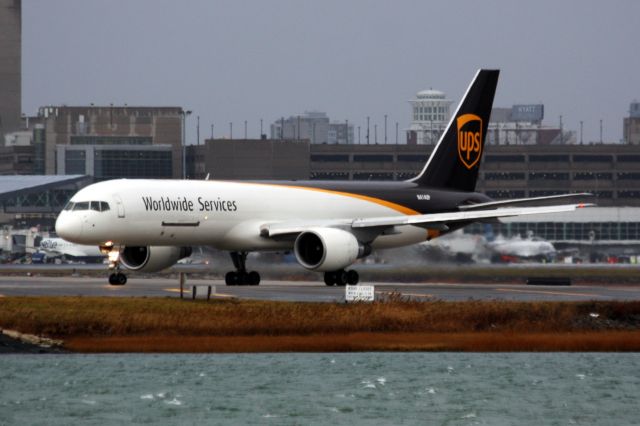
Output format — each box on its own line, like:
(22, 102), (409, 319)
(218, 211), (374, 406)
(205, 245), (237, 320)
(23, 0), (639, 143)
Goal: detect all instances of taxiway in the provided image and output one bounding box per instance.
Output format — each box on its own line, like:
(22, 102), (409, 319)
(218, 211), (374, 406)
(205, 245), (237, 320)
(0, 275), (639, 302)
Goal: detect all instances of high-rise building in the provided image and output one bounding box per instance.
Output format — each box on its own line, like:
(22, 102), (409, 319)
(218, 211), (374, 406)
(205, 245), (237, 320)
(270, 112), (330, 144)
(328, 121), (354, 144)
(0, 0), (21, 139)
(624, 101), (640, 145)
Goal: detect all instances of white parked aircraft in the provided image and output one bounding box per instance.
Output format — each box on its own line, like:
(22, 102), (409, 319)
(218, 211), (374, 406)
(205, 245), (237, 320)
(488, 235), (556, 263)
(56, 70), (592, 285)
(37, 237), (103, 263)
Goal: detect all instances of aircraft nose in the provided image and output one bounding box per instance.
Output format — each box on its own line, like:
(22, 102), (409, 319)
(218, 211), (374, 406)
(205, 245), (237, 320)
(55, 213), (83, 242)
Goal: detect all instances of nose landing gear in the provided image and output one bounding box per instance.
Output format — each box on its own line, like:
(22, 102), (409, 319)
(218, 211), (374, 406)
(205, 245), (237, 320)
(102, 244), (128, 286)
(108, 271), (127, 285)
(225, 251), (260, 286)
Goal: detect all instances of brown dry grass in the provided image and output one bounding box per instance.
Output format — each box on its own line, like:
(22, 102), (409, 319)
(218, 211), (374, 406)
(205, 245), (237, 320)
(1, 297), (640, 352)
(64, 331), (640, 353)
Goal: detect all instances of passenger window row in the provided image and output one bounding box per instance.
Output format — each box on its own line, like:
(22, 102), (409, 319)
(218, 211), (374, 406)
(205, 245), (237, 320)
(64, 201), (111, 212)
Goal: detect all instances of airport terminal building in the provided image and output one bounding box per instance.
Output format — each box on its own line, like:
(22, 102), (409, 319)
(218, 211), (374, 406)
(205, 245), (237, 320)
(183, 139), (640, 259)
(186, 139), (640, 208)
(307, 143), (640, 207)
(0, 175), (91, 230)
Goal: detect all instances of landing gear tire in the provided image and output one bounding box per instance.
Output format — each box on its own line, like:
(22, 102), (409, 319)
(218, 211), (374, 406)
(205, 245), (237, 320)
(324, 269), (358, 286)
(225, 271), (238, 286)
(248, 271), (260, 286)
(108, 272), (127, 286)
(225, 252), (261, 286)
(324, 272), (336, 286)
(336, 270), (348, 287)
(346, 270), (359, 285)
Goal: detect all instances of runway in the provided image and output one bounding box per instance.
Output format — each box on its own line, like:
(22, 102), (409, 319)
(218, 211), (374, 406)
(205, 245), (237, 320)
(0, 275), (639, 302)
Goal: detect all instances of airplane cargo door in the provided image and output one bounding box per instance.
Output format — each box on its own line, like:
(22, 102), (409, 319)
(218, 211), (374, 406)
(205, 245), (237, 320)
(114, 195), (125, 218)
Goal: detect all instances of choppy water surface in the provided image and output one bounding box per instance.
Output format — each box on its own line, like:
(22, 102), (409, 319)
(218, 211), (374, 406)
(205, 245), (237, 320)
(0, 353), (639, 425)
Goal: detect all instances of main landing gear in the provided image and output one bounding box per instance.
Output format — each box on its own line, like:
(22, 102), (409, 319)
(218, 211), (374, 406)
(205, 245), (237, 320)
(225, 251), (260, 286)
(324, 269), (359, 286)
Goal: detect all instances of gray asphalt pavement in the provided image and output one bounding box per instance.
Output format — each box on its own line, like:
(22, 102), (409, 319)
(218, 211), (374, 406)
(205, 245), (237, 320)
(0, 275), (639, 302)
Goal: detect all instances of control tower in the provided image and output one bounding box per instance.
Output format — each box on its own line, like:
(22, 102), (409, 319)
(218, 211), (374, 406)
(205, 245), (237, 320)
(0, 0), (21, 138)
(408, 89), (452, 145)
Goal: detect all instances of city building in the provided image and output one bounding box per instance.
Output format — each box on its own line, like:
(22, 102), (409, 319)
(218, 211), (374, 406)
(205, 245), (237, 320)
(328, 121), (355, 144)
(56, 145), (173, 180)
(39, 106), (185, 179)
(624, 101), (640, 144)
(0, 0), (21, 139)
(186, 138), (309, 180)
(270, 112), (355, 144)
(0, 145), (34, 175)
(486, 104), (572, 145)
(270, 112), (330, 144)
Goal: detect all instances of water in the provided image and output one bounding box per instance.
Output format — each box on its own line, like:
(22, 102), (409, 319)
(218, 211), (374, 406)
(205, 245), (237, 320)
(1, 353), (639, 425)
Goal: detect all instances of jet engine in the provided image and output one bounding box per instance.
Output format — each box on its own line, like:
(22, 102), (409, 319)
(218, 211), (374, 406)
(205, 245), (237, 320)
(120, 246), (192, 272)
(294, 228), (368, 271)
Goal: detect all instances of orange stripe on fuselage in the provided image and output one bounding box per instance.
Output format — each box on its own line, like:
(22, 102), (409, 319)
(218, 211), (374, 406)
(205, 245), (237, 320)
(222, 181), (421, 216)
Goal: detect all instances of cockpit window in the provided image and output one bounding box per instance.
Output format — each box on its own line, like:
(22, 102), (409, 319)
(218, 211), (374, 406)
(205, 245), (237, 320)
(73, 201), (89, 211)
(69, 201), (110, 212)
(93, 201), (111, 212)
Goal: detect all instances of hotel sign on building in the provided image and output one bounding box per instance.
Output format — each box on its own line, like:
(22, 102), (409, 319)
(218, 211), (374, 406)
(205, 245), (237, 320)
(510, 105), (544, 123)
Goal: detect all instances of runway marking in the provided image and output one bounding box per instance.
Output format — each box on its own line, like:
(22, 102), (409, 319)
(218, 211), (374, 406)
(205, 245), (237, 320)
(606, 287), (640, 293)
(163, 288), (235, 298)
(400, 292), (435, 299)
(497, 288), (607, 298)
(375, 290), (434, 299)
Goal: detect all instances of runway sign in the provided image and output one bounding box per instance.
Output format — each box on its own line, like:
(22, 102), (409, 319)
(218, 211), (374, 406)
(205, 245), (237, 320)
(346, 285), (375, 302)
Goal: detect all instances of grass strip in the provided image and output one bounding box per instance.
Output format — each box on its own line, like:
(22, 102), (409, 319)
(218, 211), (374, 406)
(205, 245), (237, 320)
(1, 297), (639, 352)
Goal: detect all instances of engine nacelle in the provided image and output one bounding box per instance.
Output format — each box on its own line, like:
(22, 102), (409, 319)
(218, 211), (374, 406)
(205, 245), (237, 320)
(120, 246), (192, 272)
(294, 227), (365, 272)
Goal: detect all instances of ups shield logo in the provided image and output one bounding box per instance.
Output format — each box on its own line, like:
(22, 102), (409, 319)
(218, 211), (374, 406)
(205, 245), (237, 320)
(457, 114), (483, 170)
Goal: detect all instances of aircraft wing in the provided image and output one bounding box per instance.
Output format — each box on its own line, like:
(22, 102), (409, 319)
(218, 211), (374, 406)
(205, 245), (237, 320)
(351, 203), (593, 229)
(262, 203), (593, 238)
(458, 193), (593, 210)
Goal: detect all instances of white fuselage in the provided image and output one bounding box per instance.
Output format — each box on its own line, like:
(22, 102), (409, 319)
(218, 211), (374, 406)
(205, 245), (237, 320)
(56, 179), (428, 251)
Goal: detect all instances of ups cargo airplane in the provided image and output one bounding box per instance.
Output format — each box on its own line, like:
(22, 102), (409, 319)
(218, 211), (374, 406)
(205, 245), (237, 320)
(56, 69), (592, 286)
